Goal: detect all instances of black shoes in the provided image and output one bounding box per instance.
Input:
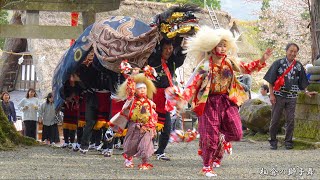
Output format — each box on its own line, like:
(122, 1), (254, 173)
(269, 139), (294, 150)
(270, 144), (278, 150)
(269, 140), (278, 150)
(156, 153), (171, 161)
(79, 148), (88, 154)
(285, 144), (293, 150)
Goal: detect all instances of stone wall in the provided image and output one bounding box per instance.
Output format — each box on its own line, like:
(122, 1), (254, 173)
(295, 92), (320, 141)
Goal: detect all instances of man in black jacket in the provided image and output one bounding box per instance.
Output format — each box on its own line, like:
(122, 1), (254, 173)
(263, 43), (317, 150)
(148, 38), (186, 161)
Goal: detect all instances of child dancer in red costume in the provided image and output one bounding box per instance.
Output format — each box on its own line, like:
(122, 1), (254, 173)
(180, 26), (272, 176)
(110, 62), (158, 170)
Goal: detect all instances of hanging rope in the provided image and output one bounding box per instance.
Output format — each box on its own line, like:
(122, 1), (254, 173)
(0, 49), (32, 56)
(0, 50), (34, 65)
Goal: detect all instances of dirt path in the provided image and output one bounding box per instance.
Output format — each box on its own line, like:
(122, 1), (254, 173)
(0, 140), (319, 179)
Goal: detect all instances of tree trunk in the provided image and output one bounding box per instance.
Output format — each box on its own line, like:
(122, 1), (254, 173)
(0, 105), (36, 150)
(310, 0), (320, 62)
(0, 11), (27, 91)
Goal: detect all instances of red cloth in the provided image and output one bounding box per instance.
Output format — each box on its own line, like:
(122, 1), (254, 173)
(153, 88), (166, 124)
(239, 59), (266, 74)
(198, 94), (242, 167)
(111, 99), (125, 117)
(96, 92), (111, 122)
(153, 88), (166, 114)
(70, 12), (79, 46)
(63, 101), (79, 130)
(274, 60), (296, 91)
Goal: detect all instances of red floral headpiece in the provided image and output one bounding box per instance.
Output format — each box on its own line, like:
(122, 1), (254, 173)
(120, 60), (157, 80)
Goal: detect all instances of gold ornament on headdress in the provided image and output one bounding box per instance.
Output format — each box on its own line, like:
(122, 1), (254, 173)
(166, 26), (200, 39)
(160, 11), (199, 39)
(166, 12), (184, 23)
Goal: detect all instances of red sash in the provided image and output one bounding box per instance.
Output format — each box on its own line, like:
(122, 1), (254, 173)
(161, 57), (174, 87)
(273, 60), (296, 91)
(161, 57), (175, 112)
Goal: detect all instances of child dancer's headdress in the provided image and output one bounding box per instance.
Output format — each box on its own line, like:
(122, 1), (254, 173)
(150, 4), (201, 40)
(117, 61), (157, 100)
(184, 26), (238, 61)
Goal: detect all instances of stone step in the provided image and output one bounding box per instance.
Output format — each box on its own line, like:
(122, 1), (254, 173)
(310, 74), (320, 81)
(307, 66), (320, 74)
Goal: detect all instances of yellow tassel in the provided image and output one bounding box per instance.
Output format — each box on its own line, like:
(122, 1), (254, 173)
(62, 123), (77, 131)
(165, 26), (200, 39)
(93, 120), (107, 130)
(115, 128), (127, 137)
(104, 123), (110, 128)
(156, 123), (164, 131)
(78, 120), (86, 128)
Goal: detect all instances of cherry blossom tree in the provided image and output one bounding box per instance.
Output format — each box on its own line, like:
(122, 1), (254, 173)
(246, 0), (312, 64)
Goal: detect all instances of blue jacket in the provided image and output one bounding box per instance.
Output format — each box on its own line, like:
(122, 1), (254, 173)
(1, 101), (17, 122)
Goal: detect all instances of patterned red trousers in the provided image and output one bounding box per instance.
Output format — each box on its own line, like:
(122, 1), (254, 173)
(198, 94), (242, 167)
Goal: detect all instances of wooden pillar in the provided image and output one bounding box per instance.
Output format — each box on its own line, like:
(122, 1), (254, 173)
(82, 11), (96, 30)
(25, 10), (39, 91)
(25, 10), (40, 140)
(26, 10), (39, 25)
(26, 10), (39, 52)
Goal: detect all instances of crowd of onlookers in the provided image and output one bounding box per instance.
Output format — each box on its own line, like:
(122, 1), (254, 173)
(1, 89), (60, 145)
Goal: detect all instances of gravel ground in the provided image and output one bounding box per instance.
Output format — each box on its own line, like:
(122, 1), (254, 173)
(0, 139), (319, 179)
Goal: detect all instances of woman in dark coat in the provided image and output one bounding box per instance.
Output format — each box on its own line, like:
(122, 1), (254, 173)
(1, 91), (17, 123)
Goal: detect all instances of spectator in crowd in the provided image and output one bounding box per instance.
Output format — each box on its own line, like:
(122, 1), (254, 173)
(18, 88), (40, 139)
(256, 84), (271, 105)
(171, 107), (182, 131)
(39, 93), (60, 145)
(263, 43), (317, 150)
(1, 91), (17, 124)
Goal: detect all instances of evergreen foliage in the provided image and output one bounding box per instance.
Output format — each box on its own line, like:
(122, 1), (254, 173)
(0, 10), (8, 49)
(0, 105), (36, 150)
